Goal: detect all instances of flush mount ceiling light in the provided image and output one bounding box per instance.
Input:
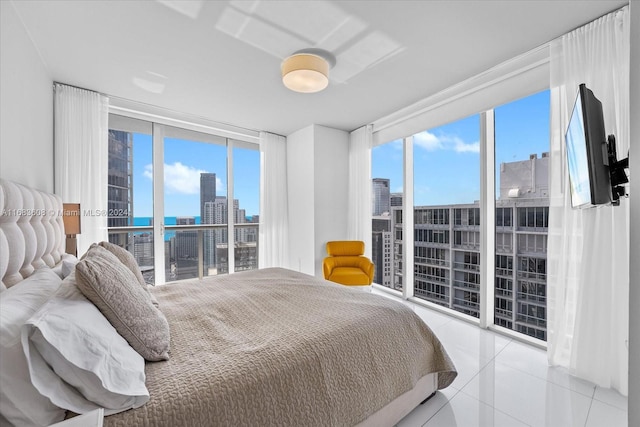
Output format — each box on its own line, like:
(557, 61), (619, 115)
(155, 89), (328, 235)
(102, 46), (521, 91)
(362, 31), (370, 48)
(281, 49), (335, 93)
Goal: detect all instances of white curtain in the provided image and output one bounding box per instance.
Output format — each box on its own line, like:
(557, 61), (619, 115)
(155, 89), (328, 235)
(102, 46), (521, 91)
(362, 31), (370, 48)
(347, 125), (373, 258)
(258, 132), (290, 268)
(547, 7), (630, 395)
(54, 83), (109, 256)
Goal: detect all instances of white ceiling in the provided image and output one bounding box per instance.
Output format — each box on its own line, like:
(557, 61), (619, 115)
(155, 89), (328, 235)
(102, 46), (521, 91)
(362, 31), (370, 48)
(12, 0), (628, 136)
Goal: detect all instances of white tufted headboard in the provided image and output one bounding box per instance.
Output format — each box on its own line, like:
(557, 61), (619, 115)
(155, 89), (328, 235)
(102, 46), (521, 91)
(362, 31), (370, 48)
(0, 179), (66, 290)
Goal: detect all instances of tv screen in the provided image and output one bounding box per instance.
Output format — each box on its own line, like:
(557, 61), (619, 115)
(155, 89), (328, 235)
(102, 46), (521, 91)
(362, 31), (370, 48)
(565, 84), (611, 208)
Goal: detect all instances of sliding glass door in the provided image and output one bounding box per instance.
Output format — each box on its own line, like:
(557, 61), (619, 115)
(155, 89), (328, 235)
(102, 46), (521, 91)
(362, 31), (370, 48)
(107, 115), (155, 283)
(162, 127), (227, 281)
(412, 115), (482, 319)
(371, 139), (403, 291)
(106, 114), (260, 285)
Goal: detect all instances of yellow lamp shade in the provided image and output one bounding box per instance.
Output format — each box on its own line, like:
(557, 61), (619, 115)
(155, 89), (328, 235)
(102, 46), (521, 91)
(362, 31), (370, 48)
(281, 53), (329, 93)
(62, 203), (81, 235)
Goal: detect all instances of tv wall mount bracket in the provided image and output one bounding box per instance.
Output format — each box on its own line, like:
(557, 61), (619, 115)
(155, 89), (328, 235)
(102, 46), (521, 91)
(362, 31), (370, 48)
(606, 134), (629, 206)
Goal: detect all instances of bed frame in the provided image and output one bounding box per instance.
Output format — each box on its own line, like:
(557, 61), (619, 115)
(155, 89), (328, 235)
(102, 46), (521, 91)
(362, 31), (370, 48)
(0, 179), (66, 290)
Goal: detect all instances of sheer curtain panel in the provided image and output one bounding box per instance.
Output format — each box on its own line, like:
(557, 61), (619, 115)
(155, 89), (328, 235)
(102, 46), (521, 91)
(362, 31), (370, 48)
(347, 125), (373, 259)
(54, 83), (109, 256)
(547, 6), (630, 395)
(259, 132), (290, 268)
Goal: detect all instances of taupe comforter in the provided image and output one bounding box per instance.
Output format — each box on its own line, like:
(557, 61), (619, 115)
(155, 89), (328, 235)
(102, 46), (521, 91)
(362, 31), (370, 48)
(103, 268), (456, 427)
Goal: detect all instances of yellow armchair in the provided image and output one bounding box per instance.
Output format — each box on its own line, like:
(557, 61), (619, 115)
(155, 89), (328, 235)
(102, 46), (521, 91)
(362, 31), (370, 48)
(323, 241), (374, 286)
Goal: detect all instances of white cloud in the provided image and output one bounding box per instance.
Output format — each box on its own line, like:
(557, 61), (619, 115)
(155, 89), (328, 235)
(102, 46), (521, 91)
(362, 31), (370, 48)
(450, 136), (480, 153)
(414, 130), (479, 153)
(143, 162), (209, 195)
(143, 164), (153, 181)
(216, 177), (226, 194)
(414, 131), (443, 151)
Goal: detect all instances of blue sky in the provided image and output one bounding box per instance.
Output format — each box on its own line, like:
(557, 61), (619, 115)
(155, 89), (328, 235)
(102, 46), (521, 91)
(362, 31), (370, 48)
(131, 136), (260, 219)
(127, 89), (549, 218)
(372, 90), (550, 206)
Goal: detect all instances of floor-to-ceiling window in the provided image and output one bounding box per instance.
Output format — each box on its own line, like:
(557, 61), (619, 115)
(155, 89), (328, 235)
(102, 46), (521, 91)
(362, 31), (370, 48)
(108, 115), (154, 283)
(231, 141), (260, 273)
(107, 114), (260, 285)
(494, 90), (550, 340)
(370, 87), (551, 342)
(371, 139), (403, 291)
(413, 115), (482, 318)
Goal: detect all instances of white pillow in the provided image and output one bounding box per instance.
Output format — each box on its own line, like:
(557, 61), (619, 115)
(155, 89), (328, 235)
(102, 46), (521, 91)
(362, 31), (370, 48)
(61, 253), (78, 278)
(51, 253), (78, 279)
(0, 268), (66, 427)
(22, 272), (149, 415)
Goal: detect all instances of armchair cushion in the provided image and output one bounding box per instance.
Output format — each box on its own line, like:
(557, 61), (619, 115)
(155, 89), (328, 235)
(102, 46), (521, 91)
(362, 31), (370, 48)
(323, 241), (374, 286)
(326, 241), (365, 257)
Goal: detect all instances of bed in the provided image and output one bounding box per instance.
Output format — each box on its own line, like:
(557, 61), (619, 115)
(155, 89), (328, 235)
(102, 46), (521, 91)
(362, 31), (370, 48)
(0, 178), (456, 427)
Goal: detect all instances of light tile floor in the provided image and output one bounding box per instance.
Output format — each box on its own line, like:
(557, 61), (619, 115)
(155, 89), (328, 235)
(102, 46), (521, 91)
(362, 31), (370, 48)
(370, 288), (628, 427)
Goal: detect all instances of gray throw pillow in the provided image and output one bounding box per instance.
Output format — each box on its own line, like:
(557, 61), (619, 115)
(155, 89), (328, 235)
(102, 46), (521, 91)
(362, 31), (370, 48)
(98, 241), (146, 287)
(75, 245), (170, 361)
(98, 241), (159, 307)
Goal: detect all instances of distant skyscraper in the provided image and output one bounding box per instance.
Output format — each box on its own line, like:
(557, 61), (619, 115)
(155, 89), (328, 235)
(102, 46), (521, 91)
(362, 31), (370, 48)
(200, 173), (216, 221)
(107, 130), (134, 249)
(372, 178), (390, 216)
(200, 173), (217, 272)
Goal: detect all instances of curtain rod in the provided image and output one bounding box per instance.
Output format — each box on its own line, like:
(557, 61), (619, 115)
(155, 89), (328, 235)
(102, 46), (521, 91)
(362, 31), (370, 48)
(368, 3), (628, 135)
(53, 81), (283, 140)
(53, 81), (105, 96)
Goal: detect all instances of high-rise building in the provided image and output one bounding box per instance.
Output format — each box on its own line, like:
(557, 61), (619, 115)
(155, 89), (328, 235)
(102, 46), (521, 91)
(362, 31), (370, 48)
(200, 173), (217, 273)
(372, 216), (392, 287)
(107, 130), (134, 249)
(200, 173), (216, 220)
(372, 178), (390, 216)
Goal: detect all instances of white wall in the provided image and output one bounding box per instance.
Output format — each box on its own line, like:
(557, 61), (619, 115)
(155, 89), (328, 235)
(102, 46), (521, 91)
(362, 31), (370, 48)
(286, 125), (316, 274)
(628, 2), (639, 425)
(312, 125), (349, 277)
(286, 124), (349, 277)
(0, 1), (53, 192)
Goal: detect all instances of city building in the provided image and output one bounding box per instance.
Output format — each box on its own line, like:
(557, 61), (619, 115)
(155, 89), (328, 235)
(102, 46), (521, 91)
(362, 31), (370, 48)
(390, 192), (403, 208)
(200, 173), (216, 220)
(372, 178), (390, 216)
(215, 242), (258, 274)
(201, 173), (217, 271)
(372, 215), (392, 287)
(175, 216), (198, 280)
(107, 130), (133, 249)
(133, 232), (154, 284)
(375, 153), (550, 340)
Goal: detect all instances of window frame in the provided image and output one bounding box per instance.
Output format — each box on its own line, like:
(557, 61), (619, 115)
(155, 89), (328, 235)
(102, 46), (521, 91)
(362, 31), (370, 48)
(106, 108), (260, 286)
(370, 44), (550, 346)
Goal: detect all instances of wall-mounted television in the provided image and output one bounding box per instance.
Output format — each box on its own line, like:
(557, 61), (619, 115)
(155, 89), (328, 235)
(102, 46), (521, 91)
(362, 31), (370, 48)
(565, 84), (628, 208)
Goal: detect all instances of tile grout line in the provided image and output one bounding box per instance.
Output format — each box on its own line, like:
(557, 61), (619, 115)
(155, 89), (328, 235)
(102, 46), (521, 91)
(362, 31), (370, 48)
(419, 387), (463, 427)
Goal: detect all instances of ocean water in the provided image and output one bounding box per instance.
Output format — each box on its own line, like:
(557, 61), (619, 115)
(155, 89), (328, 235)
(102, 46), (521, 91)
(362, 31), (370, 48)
(131, 217), (201, 241)
(133, 216), (201, 226)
